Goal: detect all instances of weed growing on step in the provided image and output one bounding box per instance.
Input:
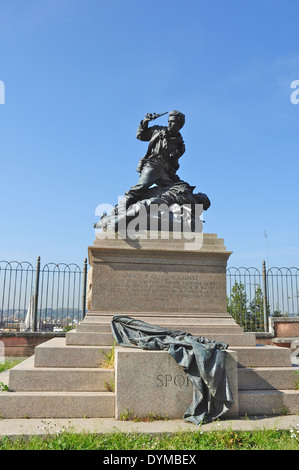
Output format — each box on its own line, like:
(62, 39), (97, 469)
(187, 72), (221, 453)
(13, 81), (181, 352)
(119, 409), (172, 422)
(99, 341), (116, 369)
(0, 382), (9, 392)
(280, 405), (291, 416)
(104, 379), (115, 392)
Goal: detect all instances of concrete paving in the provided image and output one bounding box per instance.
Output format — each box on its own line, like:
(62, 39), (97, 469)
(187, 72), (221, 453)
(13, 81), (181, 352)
(0, 415), (298, 438)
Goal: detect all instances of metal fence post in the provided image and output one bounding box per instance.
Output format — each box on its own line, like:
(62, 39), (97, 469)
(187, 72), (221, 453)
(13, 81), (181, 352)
(82, 258), (87, 319)
(262, 260), (269, 332)
(33, 256), (41, 332)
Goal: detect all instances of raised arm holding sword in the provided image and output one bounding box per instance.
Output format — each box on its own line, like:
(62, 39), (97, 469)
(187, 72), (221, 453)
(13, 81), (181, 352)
(123, 110), (186, 208)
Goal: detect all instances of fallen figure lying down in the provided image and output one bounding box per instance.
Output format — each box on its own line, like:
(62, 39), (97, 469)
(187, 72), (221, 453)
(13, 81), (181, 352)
(96, 180), (210, 234)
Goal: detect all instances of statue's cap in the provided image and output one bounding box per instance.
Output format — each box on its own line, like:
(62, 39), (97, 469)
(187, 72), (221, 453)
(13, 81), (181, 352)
(168, 110), (185, 125)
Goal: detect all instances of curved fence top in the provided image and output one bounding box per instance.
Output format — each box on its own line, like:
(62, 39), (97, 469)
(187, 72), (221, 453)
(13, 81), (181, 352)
(1, 259), (298, 332)
(0, 258), (87, 332)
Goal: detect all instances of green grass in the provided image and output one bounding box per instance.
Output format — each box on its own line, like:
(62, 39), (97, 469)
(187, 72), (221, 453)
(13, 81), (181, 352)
(0, 428), (298, 450)
(0, 358), (25, 373)
(0, 358), (25, 391)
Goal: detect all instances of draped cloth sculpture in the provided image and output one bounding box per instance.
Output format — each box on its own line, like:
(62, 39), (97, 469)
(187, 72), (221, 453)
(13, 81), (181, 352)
(111, 316), (234, 425)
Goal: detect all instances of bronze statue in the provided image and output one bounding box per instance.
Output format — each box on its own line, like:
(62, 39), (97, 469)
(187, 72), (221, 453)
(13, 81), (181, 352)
(95, 111), (210, 233)
(123, 110), (186, 208)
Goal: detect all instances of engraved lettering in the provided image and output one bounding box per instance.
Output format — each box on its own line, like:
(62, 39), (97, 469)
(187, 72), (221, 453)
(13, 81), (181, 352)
(174, 374), (186, 388)
(156, 374), (192, 388)
(165, 374), (172, 386)
(156, 374), (164, 387)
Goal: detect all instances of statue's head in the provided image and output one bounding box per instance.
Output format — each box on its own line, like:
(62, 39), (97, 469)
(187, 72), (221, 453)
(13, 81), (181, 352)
(168, 110), (185, 134)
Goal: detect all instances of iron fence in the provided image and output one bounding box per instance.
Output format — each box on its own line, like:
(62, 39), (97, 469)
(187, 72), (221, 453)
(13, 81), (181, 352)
(267, 267), (299, 317)
(0, 261), (35, 329)
(0, 258), (87, 332)
(227, 263), (299, 332)
(1, 257), (298, 333)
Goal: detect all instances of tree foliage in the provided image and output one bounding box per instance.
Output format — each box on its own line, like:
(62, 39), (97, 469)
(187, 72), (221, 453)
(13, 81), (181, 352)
(227, 282), (269, 331)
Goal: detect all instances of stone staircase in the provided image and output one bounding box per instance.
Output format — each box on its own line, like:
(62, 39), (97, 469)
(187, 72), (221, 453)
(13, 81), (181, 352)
(0, 311), (298, 419)
(67, 311), (257, 347)
(1, 333), (115, 419)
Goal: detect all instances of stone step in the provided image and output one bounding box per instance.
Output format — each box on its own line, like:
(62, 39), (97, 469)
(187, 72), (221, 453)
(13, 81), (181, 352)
(238, 390), (299, 416)
(10, 357), (297, 394)
(68, 324), (245, 338)
(238, 367), (298, 390)
(8, 356), (114, 392)
(35, 338), (292, 368)
(76, 317), (243, 332)
(231, 346), (292, 368)
(86, 311), (234, 319)
(66, 330), (256, 347)
(66, 330), (113, 346)
(75, 324), (243, 335)
(80, 316), (239, 325)
(34, 338), (112, 368)
(272, 338), (299, 348)
(0, 391), (115, 419)
(76, 323), (240, 334)
(2, 383), (298, 420)
(93, 232), (226, 251)
(39, 338), (292, 367)
(34, 339), (292, 369)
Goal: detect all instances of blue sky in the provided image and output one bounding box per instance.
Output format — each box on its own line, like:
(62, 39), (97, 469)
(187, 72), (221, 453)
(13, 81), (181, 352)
(0, 0), (299, 270)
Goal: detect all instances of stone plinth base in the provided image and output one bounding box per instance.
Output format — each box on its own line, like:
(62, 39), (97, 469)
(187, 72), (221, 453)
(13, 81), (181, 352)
(115, 346), (239, 420)
(88, 233), (232, 314)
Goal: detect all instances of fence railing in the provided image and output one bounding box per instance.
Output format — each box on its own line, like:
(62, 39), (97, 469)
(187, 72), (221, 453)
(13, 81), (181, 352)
(1, 258), (298, 333)
(0, 258), (87, 332)
(227, 263), (299, 332)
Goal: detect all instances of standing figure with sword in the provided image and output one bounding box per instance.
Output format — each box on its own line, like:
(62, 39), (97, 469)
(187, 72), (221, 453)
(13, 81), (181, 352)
(122, 110), (186, 208)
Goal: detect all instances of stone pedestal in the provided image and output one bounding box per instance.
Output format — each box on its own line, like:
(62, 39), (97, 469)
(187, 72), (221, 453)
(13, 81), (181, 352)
(115, 347), (239, 420)
(84, 232), (256, 346)
(88, 232), (232, 315)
